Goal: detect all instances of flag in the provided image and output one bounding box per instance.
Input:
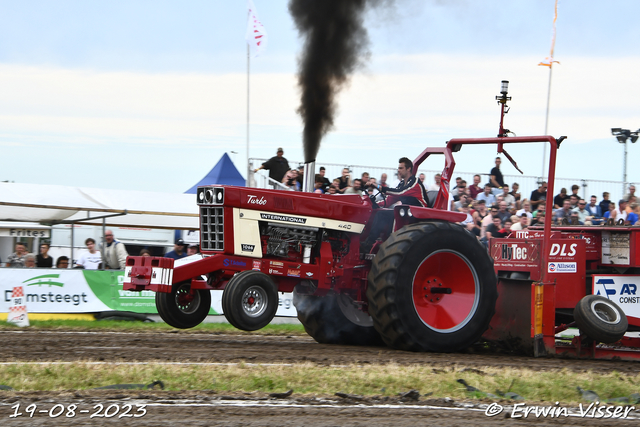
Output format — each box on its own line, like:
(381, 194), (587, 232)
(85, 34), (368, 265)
(246, 0), (268, 58)
(538, 0), (560, 68)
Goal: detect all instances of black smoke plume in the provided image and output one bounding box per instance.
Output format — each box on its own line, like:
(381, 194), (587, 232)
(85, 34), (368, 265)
(289, 0), (387, 163)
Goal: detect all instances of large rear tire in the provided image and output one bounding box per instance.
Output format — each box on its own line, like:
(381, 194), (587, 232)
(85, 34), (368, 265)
(573, 295), (627, 343)
(367, 221), (498, 352)
(222, 271), (278, 331)
(156, 281), (211, 329)
(293, 288), (384, 346)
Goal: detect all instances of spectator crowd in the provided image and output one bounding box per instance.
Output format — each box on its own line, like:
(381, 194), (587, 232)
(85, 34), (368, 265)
(256, 152), (640, 247)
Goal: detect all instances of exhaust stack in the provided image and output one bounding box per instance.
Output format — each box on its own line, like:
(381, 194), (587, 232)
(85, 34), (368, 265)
(302, 161), (316, 193)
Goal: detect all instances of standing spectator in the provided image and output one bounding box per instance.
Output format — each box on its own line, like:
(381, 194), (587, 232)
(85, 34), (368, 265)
(337, 168), (351, 193)
(56, 256), (70, 269)
(36, 243), (53, 268)
(570, 184), (580, 200)
(599, 192), (612, 216)
(476, 184), (496, 206)
(427, 174), (441, 191)
(501, 184), (516, 210)
(76, 238), (102, 270)
(165, 239), (188, 260)
(379, 173), (389, 189)
(624, 185), (636, 202)
(254, 147), (290, 186)
(102, 230), (128, 270)
(530, 181), (548, 211)
(469, 174), (483, 199)
(489, 157), (505, 195)
(510, 182), (522, 207)
(553, 188), (568, 209)
(7, 242), (29, 268)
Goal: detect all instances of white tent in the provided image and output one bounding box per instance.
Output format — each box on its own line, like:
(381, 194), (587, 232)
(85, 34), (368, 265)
(0, 182), (199, 230)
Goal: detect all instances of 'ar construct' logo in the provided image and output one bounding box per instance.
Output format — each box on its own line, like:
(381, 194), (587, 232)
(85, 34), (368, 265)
(23, 274), (64, 287)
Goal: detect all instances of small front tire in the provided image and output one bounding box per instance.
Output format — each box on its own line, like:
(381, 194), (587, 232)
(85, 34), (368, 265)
(222, 271), (278, 331)
(573, 295), (627, 344)
(156, 282), (211, 329)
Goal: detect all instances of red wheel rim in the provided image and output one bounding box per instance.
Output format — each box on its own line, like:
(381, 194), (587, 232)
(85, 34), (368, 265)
(412, 250), (479, 332)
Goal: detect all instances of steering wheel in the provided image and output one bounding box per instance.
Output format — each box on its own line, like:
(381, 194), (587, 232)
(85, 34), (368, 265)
(363, 185), (387, 209)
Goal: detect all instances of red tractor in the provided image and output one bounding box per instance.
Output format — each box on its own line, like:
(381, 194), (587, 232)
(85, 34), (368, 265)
(124, 81), (639, 359)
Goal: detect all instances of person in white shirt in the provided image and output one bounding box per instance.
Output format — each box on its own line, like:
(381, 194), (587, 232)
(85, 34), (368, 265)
(76, 238), (102, 270)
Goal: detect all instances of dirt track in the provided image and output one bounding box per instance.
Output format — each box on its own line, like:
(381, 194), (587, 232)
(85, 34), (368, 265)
(1, 330), (640, 426)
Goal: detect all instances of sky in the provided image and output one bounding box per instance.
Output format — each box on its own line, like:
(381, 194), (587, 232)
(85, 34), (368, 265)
(0, 0), (639, 202)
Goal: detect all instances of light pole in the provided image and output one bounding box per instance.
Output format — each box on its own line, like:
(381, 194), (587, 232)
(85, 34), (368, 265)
(611, 128), (639, 194)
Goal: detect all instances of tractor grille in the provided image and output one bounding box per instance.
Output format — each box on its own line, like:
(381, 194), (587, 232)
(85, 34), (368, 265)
(200, 206), (224, 251)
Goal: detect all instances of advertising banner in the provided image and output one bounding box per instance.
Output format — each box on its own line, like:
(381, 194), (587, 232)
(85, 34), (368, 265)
(0, 269), (296, 317)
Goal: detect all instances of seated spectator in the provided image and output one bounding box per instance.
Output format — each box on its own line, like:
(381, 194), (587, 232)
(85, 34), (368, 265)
(7, 242), (29, 268)
(510, 213), (529, 231)
(471, 200), (488, 236)
(515, 199), (533, 219)
(572, 199), (590, 225)
(282, 169), (301, 191)
(499, 219), (513, 236)
(344, 179), (363, 194)
(36, 243), (54, 268)
(496, 201), (511, 224)
(379, 173), (389, 189)
(165, 239), (188, 260)
(482, 216), (504, 246)
(361, 172), (370, 187)
(313, 177), (325, 194)
(626, 203), (639, 225)
(337, 168), (351, 193)
(531, 211), (545, 227)
(453, 180), (469, 202)
(533, 201), (546, 218)
(510, 182), (522, 208)
(24, 254), (36, 268)
(56, 256), (70, 269)
(453, 194), (470, 211)
(468, 174), (483, 199)
(568, 194), (579, 209)
(476, 184), (496, 206)
(187, 244), (199, 256)
(316, 166), (331, 191)
(553, 188), (568, 209)
(481, 204), (499, 239)
(615, 199), (628, 222)
(530, 181), (548, 211)
(599, 192), (612, 216)
(570, 184), (580, 201)
(502, 185), (516, 210)
(586, 195), (602, 218)
(140, 249), (152, 257)
(326, 186), (337, 194)
(603, 201), (616, 220)
(555, 199), (573, 224)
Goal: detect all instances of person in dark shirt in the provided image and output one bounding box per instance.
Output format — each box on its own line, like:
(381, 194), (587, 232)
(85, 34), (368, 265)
(36, 242), (53, 268)
(254, 147), (290, 185)
(553, 188), (568, 209)
(165, 239), (188, 260)
(530, 181), (548, 211)
(489, 157), (504, 194)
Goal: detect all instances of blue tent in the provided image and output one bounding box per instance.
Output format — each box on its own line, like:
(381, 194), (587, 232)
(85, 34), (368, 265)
(185, 153), (246, 194)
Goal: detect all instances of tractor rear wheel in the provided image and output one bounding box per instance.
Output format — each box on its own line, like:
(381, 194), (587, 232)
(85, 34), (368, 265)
(573, 295), (628, 343)
(222, 271), (278, 331)
(367, 221), (498, 352)
(293, 288), (384, 346)
(156, 281), (211, 329)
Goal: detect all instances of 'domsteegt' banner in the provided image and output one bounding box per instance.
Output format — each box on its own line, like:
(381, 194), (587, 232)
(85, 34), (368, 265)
(0, 269), (296, 317)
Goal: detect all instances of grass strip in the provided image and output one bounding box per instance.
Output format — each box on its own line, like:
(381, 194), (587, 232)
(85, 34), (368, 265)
(0, 320), (306, 335)
(0, 362), (638, 404)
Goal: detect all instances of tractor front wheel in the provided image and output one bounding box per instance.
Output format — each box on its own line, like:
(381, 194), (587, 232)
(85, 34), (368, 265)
(367, 221), (498, 352)
(156, 281), (211, 329)
(222, 271), (278, 331)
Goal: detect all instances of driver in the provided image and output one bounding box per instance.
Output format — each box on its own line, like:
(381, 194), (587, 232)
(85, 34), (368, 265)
(380, 157), (428, 207)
